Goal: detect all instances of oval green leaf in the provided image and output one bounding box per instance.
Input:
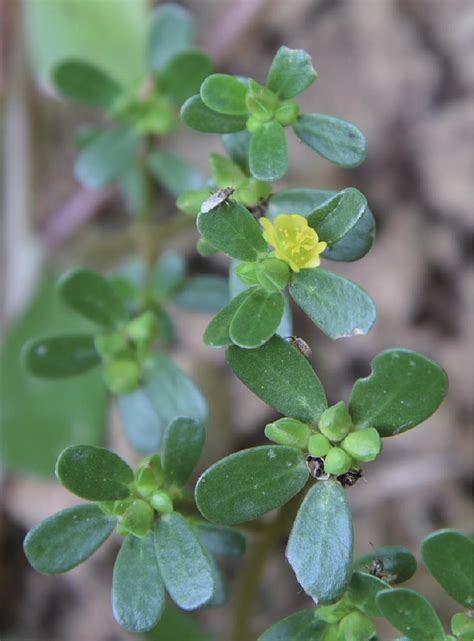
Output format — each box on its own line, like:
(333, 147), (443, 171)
(117, 386), (163, 453)
(55, 445), (133, 500)
(293, 114), (367, 168)
(200, 74), (248, 115)
(195, 523), (246, 557)
(267, 46), (317, 100)
(290, 269), (376, 340)
(226, 335), (327, 422)
(162, 417), (206, 487)
(24, 504), (115, 574)
(249, 121), (288, 181)
(258, 609), (327, 641)
(147, 3), (194, 72)
(23, 334), (99, 378)
(181, 95), (247, 133)
(53, 59), (121, 108)
(154, 512), (215, 610)
(347, 572), (390, 616)
(203, 289), (253, 348)
(112, 533), (165, 632)
(58, 268), (128, 328)
(286, 480), (353, 604)
(195, 445), (308, 525)
(160, 49), (213, 105)
(422, 529), (474, 607)
(353, 545), (417, 585)
(171, 275), (229, 313)
(222, 131), (251, 173)
(376, 588), (446, 641)
(349, 349), (448, 436)
(307, 188), (367, 245)
(197, 201), (267, 261)
(147, 149), (205, 197)
(229, 288), (284, 348)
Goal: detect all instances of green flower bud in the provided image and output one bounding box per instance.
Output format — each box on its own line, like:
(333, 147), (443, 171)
(103, 359), (141, 395)
(338, 611), (376, 641)
(307, 433), (331, 457)
(264, 418), (311, 449)
(176, 190), (210, 216)
(94, 332), (129, 360)
(112, 498), (133, 517)
(324, 447), (352, 475)
(274, 100), (300, 126)
(451, 613), (474, 637)
(257, 258), (291, 292)
(246, 115), (263, 133)
(319, 401), (353, 442)
(246, 80), (278, 121)
(121, 499), (154, 537)
(127, 311), (157, 344)
(235, 177), (272, 207)
(234, 261), (259, 286)
(316, 599), (353, 624)
(197, 238), (218, 257)
(150, 490), (174, 514)
(135, 464), (161, 498)
(341, 428), (381, 462)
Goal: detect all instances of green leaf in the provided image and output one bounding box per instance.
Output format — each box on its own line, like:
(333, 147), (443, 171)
(286, 480), (353, 604)
(200, 74), (248, 115)
(153, 251), (186, 300)
(118, 353), (207, 454)
(24, 504), (115, 574)
(226, 335), (327, 422)
(147, 3), (194, 72)
(258, 609), (327, 641)
(353, 546), (417, 585)
(376, 588), (446, 641)
(195, 523), (246, 557)
(146, 605), (215, 641)
(267, 46), (317, 99)
(204, 554), (228, 608)
(23, 334), (99, 378)
(349, 349), (448, 436)
(112, 533), (165, 632)
(307, 188), (367, 245)
(171, 276), (229, 313)
(269, 188), (335, 217)
(249, 121), (288, 181)
(195, 445), (308, 525)
(181, 95), (247, 133)
(222, 131), (251, 173)
(147, 150), (205, 197)
(58, 268), (128, 328)
(203, 289), (253, 348)
(229, 288), (284, 348)
(75, 126), (139, 189)
(159, 49), (213, 105)
(154, 512), (215, 610)
(324, 207), (375, 262)
(55, 445), (133, 500)
(208, 153), (245, 187)
(197, 201), (267, 261)
(347, 572), (390, 616)
(162, 417), (206, 487)
(52, 59), (122, 108)
(290, 269), (376, 339)
(293, 114), (367, 168)
(422, 529), (474, 608)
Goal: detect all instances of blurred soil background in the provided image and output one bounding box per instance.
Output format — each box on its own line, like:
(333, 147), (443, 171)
(1, 0), (473, 640)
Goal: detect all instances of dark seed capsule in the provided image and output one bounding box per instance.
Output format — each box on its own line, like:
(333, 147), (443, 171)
(337, 469), (363, 488)
(285, 336), (312, 358)
(201, 187), (235, 213)
(306, 455), (330, 480)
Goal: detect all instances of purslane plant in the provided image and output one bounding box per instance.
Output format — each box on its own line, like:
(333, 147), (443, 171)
(20, 5), (472, 640)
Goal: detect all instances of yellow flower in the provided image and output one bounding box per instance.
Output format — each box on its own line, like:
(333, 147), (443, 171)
(260, 214), (327, 272)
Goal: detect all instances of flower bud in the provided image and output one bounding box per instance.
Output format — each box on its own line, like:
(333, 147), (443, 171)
(316, 599), (352, 623)
(338, 611), (376, 641)
(150, 490), (174, 514)
(264, 418), (311, 449)
(307, 433), (331, 457)
(274, 100), (299, 126)
(103, 359), (141, 395)
(235, 177), (271, 208)
(257, 258), (291, 292)
(319, 401), (353, 442)
(121, 499), (154, 537)
(127, 311), (158, 345)
(234, 262), (259, 286)
(246, 115), (263, 133)
(341, 428), (381, 462)
(323, 447), (352, 475)
(94, 332), (129, 360)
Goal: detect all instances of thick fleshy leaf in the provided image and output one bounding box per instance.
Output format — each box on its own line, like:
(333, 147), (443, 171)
(181, 95), (247, 133)
(349, 349), (448, 436)
(147, 3), (194, 72)
(55, 445), (133, 500)
(197, 201), (267, 261)
(353, 545), (417, 585)
(118, 353), (207, 454)
(229, 288), (284, 348)
(58, 268), (128, 328)
(112, 533), (165, 632)
(307, 188), (367, 245)
(286, 480), (353, 604)
(249, 121), (288, 181)
(347, 572), (390, 616)
(146, 605), (214, 641)
(258, 609), (327, 641)
(376, 589), (446, 641)
(23, 334), (99, 378)
(203, 289), (253, 348)
(226, 335), (327, 422)
(53, 59), (121, 108)
(222, 131), (251, 173)
(293, 114), (367, 168)
(195, 445), (308, 525)
(75, 126), (139, 189)
(200, 74), (248, 115)
(24, 504), (115, 574)
(204, 554), (228, 608)
(162, 417), (206, 487)
(269, 188), (335, 218)
(290, 269), (376, 340)
(147, 150), (205, 196)
(195, 523), (246, 557)
(154, 513), (215, 610)
(267, 46), (317, 99)
(422, 529), (474, 608)
(153, 251), (186, 300)
(324, 207), (375, 262)
(159, 49), (213, 105)
(171, 276), (229, 313)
